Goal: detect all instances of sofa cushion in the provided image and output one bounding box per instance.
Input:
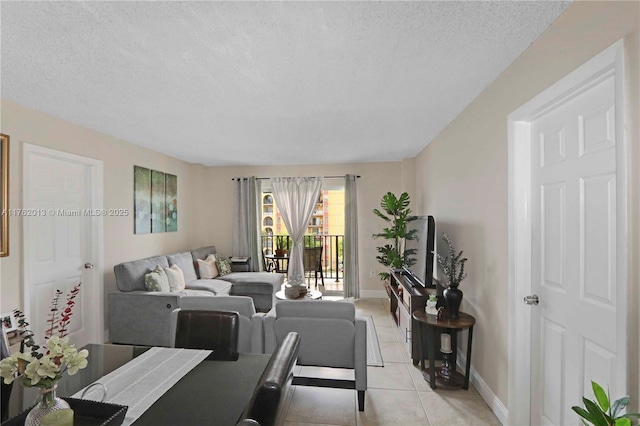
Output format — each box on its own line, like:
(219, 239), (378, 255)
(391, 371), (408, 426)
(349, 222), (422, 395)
(215, 254), (232, 276)
(167, 252), (198, 283)
(164, 265), (186, 291)
(222, 272), (284, 293)
(145, 265), (170, 292)
(115, 255), (170, 292)
(185, 279), (232, 295)
(274, 317), (355, 368)
(191, 246), (217, 262)
(276, 300), (355, 321)
(191, 246), (218, 278)
(197, 255), (219, 279)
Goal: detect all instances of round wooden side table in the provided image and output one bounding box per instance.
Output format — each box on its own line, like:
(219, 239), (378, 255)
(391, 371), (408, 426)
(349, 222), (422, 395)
(412, 310), (476, 390)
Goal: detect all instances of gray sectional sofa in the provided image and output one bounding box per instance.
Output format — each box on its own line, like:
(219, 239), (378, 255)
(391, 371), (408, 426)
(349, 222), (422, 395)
(108, 246), (284, 349)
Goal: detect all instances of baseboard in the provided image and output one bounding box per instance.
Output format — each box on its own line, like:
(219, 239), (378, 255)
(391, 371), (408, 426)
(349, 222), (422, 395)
(359, 290), (388, 298)
(457, 351), (509, 425)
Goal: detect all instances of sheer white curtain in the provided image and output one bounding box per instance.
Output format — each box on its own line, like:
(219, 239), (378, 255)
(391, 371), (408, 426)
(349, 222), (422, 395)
(232, 177), (263, 272)
(271, 177), (323, 286)
(344, 174), (360, 298)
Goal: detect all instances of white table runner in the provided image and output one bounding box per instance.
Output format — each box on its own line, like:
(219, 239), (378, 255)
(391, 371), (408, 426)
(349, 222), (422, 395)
(72, 347), (211, 426)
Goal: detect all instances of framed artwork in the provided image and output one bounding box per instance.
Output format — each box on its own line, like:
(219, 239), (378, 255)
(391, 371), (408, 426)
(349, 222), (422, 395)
(151, 170), (166, 233)
(165, 174), (178, 232)
(1, 312), (17, 333)
(1, 134), (8, 257)
(134, 166), (151, 234)
(134, 166), (177, 234)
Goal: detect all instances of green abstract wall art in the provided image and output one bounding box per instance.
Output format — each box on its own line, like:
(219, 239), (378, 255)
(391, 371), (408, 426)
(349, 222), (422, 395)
(165, 174), (178, 232)
(151, 170), (166, 233)
(134, 166), (151, 234)
(134, 166), (177, 234)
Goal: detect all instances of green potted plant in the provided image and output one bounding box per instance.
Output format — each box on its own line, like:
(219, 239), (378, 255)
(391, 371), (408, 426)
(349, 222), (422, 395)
(275, 236), (288, 256)
(434, 233), (467, 319)
(372, 192), (418, 283)
(572, 380), (639, 426)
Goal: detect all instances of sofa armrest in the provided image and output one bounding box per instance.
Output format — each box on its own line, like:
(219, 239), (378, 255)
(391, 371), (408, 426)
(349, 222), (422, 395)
(169, 308), (180, 348)
(108, 291), (181, 347)
(250, 313), (266, 353)
(354, 317), (368, 391)
(263, 308), (278, 354)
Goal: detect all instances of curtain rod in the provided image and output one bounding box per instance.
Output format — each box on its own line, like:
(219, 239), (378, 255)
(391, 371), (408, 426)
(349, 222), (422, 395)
(232, 175), (361, 181)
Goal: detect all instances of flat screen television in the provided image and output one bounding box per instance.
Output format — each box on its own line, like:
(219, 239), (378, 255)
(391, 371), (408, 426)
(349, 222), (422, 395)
(403, 216), (436, 288)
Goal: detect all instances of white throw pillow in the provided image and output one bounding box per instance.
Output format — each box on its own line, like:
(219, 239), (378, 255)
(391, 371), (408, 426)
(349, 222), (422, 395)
(197, 255), (219, 279)
(164, 264), (186, 292)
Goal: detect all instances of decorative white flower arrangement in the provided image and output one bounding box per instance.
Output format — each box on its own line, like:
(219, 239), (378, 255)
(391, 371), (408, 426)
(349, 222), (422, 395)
(0, 283), (88, 388)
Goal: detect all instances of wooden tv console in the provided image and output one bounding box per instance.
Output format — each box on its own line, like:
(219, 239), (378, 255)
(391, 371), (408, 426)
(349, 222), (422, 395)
(388, 269), (438, 365)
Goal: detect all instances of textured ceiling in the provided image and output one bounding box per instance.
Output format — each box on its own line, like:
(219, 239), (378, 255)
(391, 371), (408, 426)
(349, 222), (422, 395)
(1, 1), (570, 166)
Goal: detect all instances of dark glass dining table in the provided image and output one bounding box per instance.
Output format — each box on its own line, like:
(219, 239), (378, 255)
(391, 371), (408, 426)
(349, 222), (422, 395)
(3, 344), (271, 425)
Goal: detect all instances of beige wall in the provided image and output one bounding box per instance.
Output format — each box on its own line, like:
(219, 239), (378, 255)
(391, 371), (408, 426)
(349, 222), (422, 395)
(197, 162), (408, 295)
(414, 0), (639, 414)
(0, 100), (200, 325)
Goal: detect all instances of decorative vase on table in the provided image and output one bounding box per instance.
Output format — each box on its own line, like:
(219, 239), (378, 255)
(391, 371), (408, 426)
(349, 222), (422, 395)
(443, 285), (463, 320)
(25, 384), (71, 426)
(434, 233), (468, 321)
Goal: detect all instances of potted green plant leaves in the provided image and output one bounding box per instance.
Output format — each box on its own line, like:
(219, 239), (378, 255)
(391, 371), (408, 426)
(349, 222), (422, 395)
(275, 236), (288, 256)
(372, 192), (418, 283)
(572, 380), (639, 426)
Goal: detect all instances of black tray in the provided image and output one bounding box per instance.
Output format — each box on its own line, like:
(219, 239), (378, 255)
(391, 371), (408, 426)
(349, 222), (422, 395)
(2, 398), (127, 426)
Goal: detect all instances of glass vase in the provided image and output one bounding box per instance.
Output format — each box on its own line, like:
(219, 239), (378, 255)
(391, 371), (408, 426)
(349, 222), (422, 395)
(24, 384), (71, 426)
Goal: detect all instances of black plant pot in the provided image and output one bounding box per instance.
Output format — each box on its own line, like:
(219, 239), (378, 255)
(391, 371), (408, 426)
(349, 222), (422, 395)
(443, 286), (463, 319)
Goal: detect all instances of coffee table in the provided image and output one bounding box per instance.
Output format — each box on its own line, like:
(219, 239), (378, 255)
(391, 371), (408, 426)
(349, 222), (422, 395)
(275, 289), (323, 300)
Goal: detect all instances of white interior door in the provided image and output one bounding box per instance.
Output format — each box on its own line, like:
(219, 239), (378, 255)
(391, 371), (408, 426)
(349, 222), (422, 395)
(23, 144), (103, 348)
(529, 67), (623, 424)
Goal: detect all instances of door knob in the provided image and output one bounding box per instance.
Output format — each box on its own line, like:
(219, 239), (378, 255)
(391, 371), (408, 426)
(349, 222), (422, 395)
(84, 263), (94, 269)
(524, 295), (539, 305)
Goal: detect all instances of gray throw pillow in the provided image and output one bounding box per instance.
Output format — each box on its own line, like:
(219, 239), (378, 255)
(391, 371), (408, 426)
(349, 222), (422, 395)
(215, 254), (232, 276)
(145, 265), (170, 292)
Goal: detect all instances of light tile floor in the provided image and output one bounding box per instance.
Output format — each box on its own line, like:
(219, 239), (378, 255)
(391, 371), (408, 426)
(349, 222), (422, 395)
(282, 298), (501, 426)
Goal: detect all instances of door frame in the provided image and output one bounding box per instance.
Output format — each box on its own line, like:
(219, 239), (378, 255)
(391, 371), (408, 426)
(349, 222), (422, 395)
(22, 143), (105, 344)
(507, 40), (627, 424)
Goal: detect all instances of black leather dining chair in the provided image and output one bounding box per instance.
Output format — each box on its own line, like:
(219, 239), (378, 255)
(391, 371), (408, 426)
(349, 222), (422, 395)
(174, 310), (240, 361)
(236, 332), (300, 426)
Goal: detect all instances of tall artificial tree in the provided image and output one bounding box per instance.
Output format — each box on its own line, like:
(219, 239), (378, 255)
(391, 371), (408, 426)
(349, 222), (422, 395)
(372, 192), (418, 282)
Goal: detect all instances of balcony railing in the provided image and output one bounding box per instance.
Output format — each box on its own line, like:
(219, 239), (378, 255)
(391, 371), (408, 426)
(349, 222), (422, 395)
(261, 234), (344, 282)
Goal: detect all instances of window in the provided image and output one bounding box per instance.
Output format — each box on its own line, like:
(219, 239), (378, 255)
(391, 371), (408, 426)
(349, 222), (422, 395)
(260, 182), (345, 294)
